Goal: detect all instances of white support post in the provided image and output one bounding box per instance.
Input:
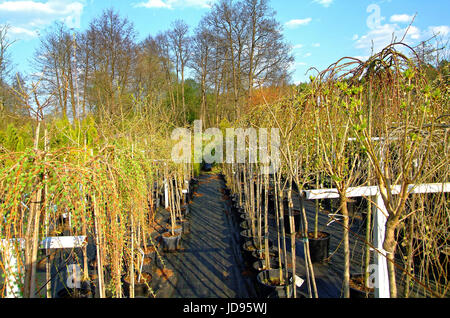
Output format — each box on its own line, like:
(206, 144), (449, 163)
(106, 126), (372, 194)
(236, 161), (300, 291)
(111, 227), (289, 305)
(184, 180), (190, 194)
(1, 240), (22, 298)
(373, 193), (390, 298)
(184, 179), (190, 203)
(164, 178), (169, 209)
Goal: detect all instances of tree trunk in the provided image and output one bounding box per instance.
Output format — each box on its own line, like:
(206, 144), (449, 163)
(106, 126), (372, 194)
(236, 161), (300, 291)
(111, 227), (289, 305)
(384, 218), (399, 298)
(340, 196), (350, 298)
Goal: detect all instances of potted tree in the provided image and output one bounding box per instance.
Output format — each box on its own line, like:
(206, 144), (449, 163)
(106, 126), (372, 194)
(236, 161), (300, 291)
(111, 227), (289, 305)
(161, 170), (182, 252)
(304, 123), (331, 264)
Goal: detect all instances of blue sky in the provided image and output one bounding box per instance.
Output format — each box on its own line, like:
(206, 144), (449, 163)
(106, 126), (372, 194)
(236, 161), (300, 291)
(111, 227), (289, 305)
(1, 0), (449, 83)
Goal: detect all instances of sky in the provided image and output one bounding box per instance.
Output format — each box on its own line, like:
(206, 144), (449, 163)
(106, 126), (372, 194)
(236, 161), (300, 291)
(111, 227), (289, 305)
(1, 0), (449, 84)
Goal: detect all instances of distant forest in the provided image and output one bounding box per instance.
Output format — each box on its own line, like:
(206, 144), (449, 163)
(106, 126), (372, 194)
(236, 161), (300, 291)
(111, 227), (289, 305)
(0, 0), (298, 131)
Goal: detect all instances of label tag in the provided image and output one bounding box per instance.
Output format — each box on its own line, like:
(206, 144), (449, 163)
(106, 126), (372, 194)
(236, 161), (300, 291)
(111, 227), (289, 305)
(295, 275), (305, 288)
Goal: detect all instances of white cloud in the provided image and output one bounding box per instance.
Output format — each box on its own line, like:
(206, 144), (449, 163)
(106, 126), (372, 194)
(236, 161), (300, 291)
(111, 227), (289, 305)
(408, 26), (421, 40)
(355, 23), (423, 53)
(8, 26), (38, 38)
(390, 14), (414, 24)
(304, 52), (312, 57)
(311, 43), (320, 47)
(0, 0), (84, 39)
(134, 0), (213, 9)
(285, 18), (312, 29)
(355, 21), (450, 57)
(289, 61), (307, 72)
(135, 0), (170, 9)
(354, 55), (370, 61)
(313, 0), (333, 8)
(352, 34), (359, 41)
(428, 25), (450, 37)
(293, 44), (304, 49)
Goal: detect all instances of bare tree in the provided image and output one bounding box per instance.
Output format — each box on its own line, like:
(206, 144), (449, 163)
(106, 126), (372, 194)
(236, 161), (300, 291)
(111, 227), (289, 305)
(155, 32), (178, 118)
(33, 22), (77, 119)
(191, 23), (212, 127)
(243, 0), (293, 106)
(168, 20), (191, 123)
(84, 8), (137, 119)
(0, 25), (14, 81)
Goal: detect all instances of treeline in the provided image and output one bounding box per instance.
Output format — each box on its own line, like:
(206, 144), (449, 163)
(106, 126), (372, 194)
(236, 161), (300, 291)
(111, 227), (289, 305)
(0, 0), (294, 133)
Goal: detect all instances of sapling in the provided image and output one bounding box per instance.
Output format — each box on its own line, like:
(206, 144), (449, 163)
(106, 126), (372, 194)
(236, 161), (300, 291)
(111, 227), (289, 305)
(313, 77), (362, 298)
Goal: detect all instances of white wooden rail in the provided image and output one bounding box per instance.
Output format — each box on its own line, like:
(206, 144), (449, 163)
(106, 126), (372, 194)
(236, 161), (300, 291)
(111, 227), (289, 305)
(303, 183), (450, 298)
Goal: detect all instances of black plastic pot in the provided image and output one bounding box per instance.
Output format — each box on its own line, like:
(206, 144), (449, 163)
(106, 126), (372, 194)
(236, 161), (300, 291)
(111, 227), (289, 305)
(142, 246), (157, 260)
(349, 274), (374, 298)
(141, 263), (154, 273)
(166, 223), (183, 235)
(161, 232), (182, 252)
(240, 220), (256, 232)
(181, 204), (190, 217)
(158, 194), (165, 208)
(242, 241), (257, 264)
(242, 241), (275, 265)
(239, 213), (249, 220)
(240, 230), (256, 246)
(140, 253), (156, 272)
(239, 221), (249, 232)
(252, 257), (281, 273)
(240, 215), (257, 226)
(122, 272), (152, 297)
(56, 281), (94, 298)
(283, 210), (301, 234)
(256, 269), (294, 298)
(236, 207), (246, 217)
(308, 232), (330, 263)
(179, 219), (190, 234)
(243, 240), (273, 252)
(250, 247), (279, 265)
(267, 195), (275, 214)
(152, 191), (159, 209)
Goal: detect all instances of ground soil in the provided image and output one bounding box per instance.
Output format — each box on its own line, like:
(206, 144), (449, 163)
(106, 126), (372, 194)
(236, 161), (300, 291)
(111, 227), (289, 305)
(155, 268), (174, 281)
(254, 252), (276, 260)
(142, 245), (156, 254)
(162, 231), (180, 238)
(349, 276), (374, 293)
(165, 224), (182, 231)
(124, 272), (152, 284)
(307, 232), (329, 239)
(262, 278), (285, 287)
